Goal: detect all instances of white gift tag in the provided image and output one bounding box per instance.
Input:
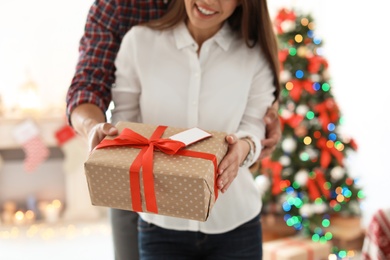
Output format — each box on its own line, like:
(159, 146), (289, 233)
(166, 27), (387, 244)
(169, 127), (212, 146)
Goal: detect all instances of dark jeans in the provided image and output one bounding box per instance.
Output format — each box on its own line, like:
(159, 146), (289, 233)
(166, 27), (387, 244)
(110, 208), (139, 260)
(138, 214), (262, 260)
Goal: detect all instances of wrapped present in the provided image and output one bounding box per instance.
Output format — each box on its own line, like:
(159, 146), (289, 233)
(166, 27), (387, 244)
(84, 121), (228, 222)
(261, 214), (297, 242)
(263, 236), (332, 260)
(325, 214), (365, 250)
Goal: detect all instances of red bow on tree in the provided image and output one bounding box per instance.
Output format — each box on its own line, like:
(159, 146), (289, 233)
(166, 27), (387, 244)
(315, 137), (344, 169)
(307, 55), (328, 74)
(280, 114), (304, 131)
(314, 98), (340, 131)
(274, 8), (296, 34)
(289, 79), (316, 102)
(261, 157), (284, 195)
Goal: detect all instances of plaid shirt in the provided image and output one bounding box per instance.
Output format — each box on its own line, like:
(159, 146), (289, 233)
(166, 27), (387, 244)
(66, 0), (169, 121)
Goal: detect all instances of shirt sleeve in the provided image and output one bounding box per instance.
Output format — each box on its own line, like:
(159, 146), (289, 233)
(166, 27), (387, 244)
(111, 28), (142, 124)
(65, 0), (122, 124)
(236, 53), (276, 166)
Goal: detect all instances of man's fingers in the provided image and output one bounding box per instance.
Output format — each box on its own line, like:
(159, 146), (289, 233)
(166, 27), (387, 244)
(101, 123), (118, 136)
(261, 136), (278, 148)
(264, 106), (278, 124)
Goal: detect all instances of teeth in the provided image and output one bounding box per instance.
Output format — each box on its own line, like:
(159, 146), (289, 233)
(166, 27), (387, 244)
(197, 6), (216, 16)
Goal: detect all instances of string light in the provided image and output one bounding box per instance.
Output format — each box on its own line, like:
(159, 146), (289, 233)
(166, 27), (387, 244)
(322, 83), (331, 91)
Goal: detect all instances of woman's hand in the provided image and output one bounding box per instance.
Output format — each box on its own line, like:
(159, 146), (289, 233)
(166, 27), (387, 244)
(216, 135), (251, 193)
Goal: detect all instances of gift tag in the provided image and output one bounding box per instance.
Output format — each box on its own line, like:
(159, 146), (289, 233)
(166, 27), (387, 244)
(169, 127), (212, 146)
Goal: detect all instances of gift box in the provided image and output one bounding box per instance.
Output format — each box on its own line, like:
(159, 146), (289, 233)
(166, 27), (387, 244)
(261, 214), (297, 242)
(84, 121), (228, 222)
(324, 214), (365, 250)
(263, 236), (332, 260)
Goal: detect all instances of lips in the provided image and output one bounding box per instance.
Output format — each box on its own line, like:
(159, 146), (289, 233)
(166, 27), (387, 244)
(195, 3), (217, 16)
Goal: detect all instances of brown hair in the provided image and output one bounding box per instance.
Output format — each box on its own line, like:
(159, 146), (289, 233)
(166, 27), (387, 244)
(145, 0), (280, 101)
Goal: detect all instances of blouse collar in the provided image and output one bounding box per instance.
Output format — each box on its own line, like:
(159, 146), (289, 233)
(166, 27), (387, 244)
(173, 21), (234, 52)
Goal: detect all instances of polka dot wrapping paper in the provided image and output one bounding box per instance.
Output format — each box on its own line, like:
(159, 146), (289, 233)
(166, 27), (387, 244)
(84, 122), (228, 222)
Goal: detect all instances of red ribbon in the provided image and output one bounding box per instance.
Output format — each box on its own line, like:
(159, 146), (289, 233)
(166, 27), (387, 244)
(95, 126), (219, 214)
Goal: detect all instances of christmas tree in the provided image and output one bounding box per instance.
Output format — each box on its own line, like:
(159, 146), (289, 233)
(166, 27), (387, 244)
(255, 8), (364, 244)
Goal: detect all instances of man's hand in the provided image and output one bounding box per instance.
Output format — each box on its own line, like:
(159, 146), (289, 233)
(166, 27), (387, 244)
(70, 103), (118, 151)
(260, 102), (281, 159)
(87, 122), (118, 152)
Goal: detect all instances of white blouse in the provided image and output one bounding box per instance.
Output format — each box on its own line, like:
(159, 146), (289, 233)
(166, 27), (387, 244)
(112, 22), (276, 234)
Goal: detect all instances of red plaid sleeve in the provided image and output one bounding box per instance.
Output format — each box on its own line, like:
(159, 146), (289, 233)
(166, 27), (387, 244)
(66, 0), (168, 124)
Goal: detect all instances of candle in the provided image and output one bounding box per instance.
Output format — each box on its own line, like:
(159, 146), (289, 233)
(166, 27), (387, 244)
(13, 211), (25, 225)
(2, 201), (17, 225)
(24, 210), (36, 224)
(41, 200), (62, 223)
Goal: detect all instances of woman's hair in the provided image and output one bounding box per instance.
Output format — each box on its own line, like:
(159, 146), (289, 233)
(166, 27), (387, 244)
(144, 0), (280, 100)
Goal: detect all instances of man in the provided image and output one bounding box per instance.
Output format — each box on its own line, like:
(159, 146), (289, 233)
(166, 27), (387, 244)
(66, 1), (281, 259)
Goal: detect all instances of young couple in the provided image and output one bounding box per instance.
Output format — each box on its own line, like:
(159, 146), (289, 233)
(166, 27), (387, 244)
(67, 0), (281, 259)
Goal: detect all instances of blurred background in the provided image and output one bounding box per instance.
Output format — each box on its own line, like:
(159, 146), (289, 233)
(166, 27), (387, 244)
(0, 0), (389, 259)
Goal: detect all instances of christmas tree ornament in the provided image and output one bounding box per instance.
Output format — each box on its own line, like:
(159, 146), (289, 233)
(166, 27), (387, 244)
(281, 137), (297, 153)
(12, 119), (49, 173)
(294, 125), (308, 137)
(295, 169), (309, 186)
(300, 203), (314, 217)
(279, 155), (291, 166)
(313, 203), (327, 214)
(281, 20), (296, 33)
(330, 166), (345, 180)
(280, 70), (292, 82)
(296, 104), (309, 115)
(310, 73), (321, 82)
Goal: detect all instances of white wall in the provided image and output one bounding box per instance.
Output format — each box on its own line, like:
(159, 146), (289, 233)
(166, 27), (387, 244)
(0, 0), (388, 227)
(0, 0), (94, 109)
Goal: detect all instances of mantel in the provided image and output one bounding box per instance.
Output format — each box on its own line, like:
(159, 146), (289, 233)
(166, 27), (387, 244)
(0, 116), (66, 150)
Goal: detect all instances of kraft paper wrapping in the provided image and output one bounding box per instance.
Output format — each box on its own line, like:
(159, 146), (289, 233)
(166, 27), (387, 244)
(84, 121), (228, 221)
(263, 236), (332, 260)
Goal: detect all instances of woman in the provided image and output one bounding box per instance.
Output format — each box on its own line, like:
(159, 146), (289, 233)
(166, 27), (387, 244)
(112, 0), (280, 259)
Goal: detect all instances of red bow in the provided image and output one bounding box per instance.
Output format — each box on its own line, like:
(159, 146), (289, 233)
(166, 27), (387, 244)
(280, 114), (304, 131)
(314, 98), (340, 131)
(307, 169), (331, 201)
(261, 157), (283, 195)
(274, 8), (296, 34)
(96, 126), (219, 214)
(289, 79), (315, 102)
(279, 49), (289, 71)
(316, 137), (344, 169)
(307, 55), (328, 74)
